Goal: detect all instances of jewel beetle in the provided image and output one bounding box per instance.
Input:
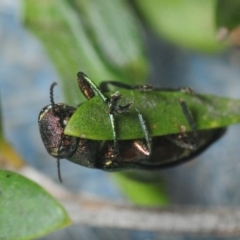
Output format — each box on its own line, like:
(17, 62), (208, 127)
(38, 72), (226, 181)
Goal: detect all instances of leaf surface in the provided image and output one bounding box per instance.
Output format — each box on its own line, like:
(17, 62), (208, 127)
(65, 90), (240, 140)
(0, 170), (70, 240)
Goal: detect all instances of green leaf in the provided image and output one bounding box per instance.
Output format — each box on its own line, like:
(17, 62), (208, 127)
(65, 90), (240, 140)
(0, 170), (70, 240)
(113, 172), (169, 206)
(23, 0), (148, 104)
(71, 0), (148, 80)
(216, 0), (240, 30)
(133, 0), (225, 52)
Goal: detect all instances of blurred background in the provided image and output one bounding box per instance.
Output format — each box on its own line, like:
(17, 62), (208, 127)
(1, 0), (240, 239)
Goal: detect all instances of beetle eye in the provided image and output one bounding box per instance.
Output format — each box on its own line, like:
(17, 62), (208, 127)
(58, 145), (68, 156)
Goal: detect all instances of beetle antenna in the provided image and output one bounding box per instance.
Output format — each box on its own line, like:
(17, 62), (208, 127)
(50, 82), (57, 106)
(50, 82), (57, 114)
(57, 158), (62, 183)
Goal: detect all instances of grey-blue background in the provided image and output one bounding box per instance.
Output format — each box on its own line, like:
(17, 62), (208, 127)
(1, 0), (240, 239)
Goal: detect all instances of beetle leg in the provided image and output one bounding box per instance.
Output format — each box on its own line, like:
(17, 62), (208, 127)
(167, 132), (198, 150)
(179, 99), (198, 138)
(78, 72), (123, 155)
(108, 92), (133, 154)
(78, 73), (134, 155)
(150, 87), (195, 94)
(99, 81), (196, 94)
(130, 112), (152, 158)
(108, 91), (133, 114)
(108, 113), (118, 155)
(77, 72), (108, 102)
(99, 81), (153, 92)
(107, 89), (152, 156)
(100, 81), (133, 92)
(137, 112), (152, 155)
(167, 99), (199, 149)
(98, 76), (197, 96)
(133, 140), (151, 156)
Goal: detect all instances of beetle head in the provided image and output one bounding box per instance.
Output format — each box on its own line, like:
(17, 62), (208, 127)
(38, 83), (79, 160)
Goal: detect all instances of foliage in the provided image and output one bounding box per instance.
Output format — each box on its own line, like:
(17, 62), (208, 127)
(0, 170), (70, 240)
(65, 90), (240, 140)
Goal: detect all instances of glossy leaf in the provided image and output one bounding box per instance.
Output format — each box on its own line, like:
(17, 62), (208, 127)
(65, 90), (240, 140)
(216, 0), (240, 30)
(0, 170), (70, 240)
